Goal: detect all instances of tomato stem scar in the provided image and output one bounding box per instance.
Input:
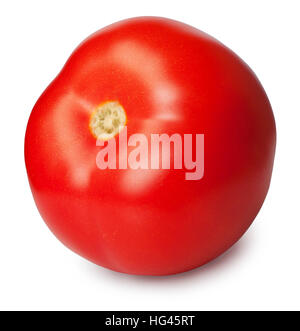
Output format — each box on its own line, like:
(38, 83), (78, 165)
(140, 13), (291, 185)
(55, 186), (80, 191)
(89, 101), (127, 140)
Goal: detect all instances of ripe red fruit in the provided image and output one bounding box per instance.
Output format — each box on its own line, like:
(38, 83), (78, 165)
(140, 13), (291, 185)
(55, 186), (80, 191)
(25, 17), (276, 275)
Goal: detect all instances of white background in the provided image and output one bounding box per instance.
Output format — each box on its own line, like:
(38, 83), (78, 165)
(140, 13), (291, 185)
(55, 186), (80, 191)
(0, 0), (299, 311)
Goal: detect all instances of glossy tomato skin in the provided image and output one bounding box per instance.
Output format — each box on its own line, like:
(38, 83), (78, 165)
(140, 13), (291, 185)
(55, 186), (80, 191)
(25, 17), (276, 275)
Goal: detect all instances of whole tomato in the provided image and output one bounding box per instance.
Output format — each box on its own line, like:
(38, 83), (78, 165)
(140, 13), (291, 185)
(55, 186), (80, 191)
(25, 17), (276, 275)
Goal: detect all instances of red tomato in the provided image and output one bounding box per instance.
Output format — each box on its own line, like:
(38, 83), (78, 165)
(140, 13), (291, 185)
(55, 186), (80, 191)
(25, 17), (276, 275)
